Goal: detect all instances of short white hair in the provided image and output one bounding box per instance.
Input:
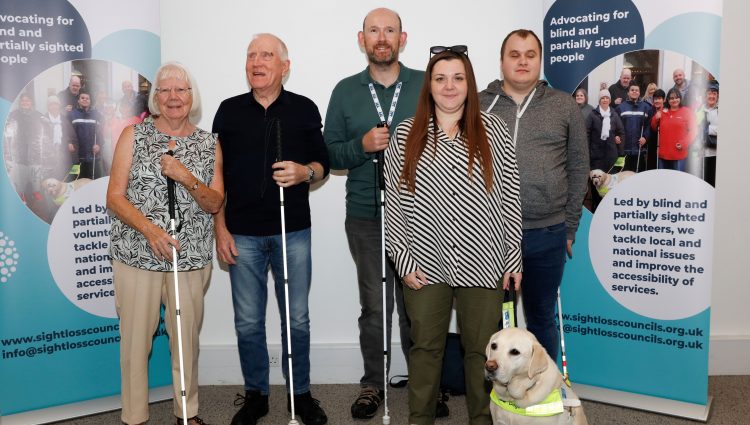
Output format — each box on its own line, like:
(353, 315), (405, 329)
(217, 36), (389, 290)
(148, 61), (201, 122)
(249, 33), (289, 61)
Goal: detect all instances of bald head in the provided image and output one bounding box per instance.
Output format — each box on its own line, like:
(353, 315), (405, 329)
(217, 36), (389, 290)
(363, 8), (402, 32)
(69, 75), (82, 94)
(673, 68), (686, 87)
(619, 68), (632, 87)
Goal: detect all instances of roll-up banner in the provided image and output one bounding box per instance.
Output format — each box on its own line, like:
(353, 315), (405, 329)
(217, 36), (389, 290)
(544, 0), (720, 420)
(0, 0), (165, 422)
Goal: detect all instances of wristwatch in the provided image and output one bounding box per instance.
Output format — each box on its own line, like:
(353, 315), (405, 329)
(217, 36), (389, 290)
(189, 178), (200, 191)
(306, 166), (315, 183)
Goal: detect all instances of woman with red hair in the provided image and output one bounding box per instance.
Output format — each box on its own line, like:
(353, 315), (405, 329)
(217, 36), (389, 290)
(384, 47), (522, 424)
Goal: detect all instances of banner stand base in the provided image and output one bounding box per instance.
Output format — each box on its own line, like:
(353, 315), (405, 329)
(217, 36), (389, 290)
(0, 386), (172, 425)
(573, 383), (712, 422)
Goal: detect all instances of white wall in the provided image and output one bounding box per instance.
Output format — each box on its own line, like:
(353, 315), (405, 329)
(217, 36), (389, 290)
(159, 0), (749, 384)
(708, 0), (750, 374)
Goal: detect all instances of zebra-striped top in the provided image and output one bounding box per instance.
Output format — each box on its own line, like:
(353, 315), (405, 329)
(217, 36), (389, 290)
(384, 111), (522, 289)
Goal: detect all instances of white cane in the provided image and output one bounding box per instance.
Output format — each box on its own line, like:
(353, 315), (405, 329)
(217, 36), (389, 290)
(656, 118), (661, 170)
(376, 138), (390, 424)
(277, 120), (300, 425)
(166, 150), (189, 423)
(636, 120), (645, 172)
(92, 131), (97, 179)
(556, 288), (571, 387)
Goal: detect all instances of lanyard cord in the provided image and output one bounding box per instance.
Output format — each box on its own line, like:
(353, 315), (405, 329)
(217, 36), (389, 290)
(485, 87), (537, 147)
(369, 82), (403, 127)
(369, 82), (402, 216)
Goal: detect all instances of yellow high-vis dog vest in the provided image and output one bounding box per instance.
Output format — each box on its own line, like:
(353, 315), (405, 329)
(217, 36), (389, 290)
(490, 388), (564, 417)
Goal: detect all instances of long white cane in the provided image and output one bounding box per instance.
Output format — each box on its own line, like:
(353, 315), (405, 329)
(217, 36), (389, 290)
(277, 120), (300, 425)
(557, 288), (571, 387)
(376, 125), (390, 424)
(636, 119), (645, 172)
(92, 130), (97, 179)
(166, 150), (189, 423)
(656, 119), (661, 170)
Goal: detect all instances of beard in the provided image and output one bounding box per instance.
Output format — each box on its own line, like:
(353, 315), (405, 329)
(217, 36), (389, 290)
(366, 42), (399, 66)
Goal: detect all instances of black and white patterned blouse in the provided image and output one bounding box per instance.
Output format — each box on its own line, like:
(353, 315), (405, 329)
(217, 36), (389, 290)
(385, 111), (522, 289)
(110, 117), (217, 271)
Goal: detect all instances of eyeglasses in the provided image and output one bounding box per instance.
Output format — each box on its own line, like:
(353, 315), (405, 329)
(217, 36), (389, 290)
(668, 96), (680, 100)
(429, 45), (469, 59)
(155, 87), (192, 97)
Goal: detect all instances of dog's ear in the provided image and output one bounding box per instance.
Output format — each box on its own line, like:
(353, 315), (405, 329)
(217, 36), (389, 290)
(527, 343), (549, 378)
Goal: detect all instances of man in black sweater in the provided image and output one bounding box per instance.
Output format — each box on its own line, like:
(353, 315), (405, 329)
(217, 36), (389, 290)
(212, 33), (329, 425)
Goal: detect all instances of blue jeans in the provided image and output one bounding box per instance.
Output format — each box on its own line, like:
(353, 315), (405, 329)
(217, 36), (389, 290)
(520, 222), (567, 362)
(229, 228), (311, 395)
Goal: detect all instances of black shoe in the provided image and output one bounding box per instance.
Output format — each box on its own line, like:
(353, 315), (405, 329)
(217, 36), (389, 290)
(287, 391), (328, 425)
(175, 416), (209, 425)
(351, 386), (384, 419)
(230, 390), (269, 425)
(435, 392), (450, 418)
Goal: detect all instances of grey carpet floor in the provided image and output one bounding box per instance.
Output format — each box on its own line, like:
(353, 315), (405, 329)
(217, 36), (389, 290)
(52, 376), (747, 424)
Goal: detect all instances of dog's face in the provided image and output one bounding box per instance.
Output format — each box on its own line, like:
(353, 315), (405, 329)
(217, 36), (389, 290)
(42, 178), (62, 196)
(589, 169), (607, 188)
(485, 328), (549, 385)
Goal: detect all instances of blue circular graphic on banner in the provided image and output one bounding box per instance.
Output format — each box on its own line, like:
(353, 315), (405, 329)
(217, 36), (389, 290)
(0, 0), (91, 100)
(544, 0), (643, 93)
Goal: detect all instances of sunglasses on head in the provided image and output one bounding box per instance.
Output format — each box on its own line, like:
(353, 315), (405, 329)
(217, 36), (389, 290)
(429, 45), (468, 59)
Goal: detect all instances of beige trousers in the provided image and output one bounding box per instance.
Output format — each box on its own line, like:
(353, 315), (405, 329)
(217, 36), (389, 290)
(113, 260), (211, 424)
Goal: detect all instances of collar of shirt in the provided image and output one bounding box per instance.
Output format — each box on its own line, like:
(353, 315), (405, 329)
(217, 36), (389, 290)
(358, 62), (414, 87)
(249, 86), (290, 110)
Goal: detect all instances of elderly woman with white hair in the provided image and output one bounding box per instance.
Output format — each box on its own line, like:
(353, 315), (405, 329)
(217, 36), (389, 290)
(586, 89), (624, 172)
(585, 89), (624, 209)
(107, 62), (224, 425)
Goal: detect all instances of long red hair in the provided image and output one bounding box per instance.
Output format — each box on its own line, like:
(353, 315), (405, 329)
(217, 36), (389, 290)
(400, 51), (491, 193)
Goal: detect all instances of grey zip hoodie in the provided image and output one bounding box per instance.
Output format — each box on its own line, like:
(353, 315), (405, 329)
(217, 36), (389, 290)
(479, 80), (588, 241)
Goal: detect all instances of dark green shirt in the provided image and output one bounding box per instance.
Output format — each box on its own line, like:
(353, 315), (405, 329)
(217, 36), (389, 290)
(324, 63), (424, 218)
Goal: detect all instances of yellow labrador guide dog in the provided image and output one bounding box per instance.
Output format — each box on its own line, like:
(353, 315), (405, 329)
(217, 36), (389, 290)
(42, 177), (93, 206)
(589, 169), (634, 198)
(484, 328), (587, 424)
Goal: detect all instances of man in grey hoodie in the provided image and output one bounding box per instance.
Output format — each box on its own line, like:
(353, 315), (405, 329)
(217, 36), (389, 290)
(479, 29), (588, 362)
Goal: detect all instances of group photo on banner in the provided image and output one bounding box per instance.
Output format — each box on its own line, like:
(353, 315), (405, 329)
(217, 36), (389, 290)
(0, 0), (730, 423)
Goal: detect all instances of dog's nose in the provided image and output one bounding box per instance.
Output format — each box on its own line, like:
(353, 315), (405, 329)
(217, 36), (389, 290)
(485, 360), (498, 372)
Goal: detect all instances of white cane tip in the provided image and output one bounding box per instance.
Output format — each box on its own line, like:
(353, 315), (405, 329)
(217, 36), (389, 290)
(288, 420), (300, 425)
(382, 415), (391, 424)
